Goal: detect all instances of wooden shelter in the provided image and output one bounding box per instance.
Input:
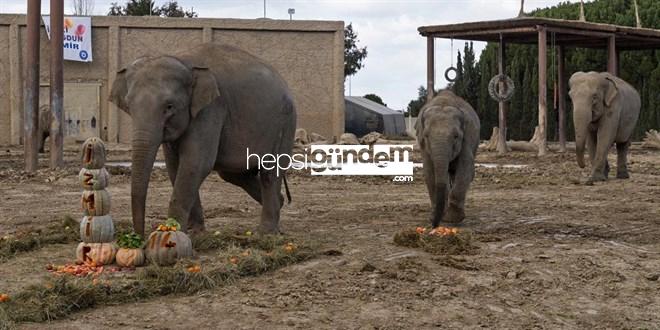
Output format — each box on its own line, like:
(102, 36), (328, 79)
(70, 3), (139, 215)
(419, 17), (660, 155)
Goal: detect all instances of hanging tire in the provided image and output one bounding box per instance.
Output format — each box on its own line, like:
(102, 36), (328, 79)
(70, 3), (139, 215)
(488, 74), (515, 102)
(444, 67), (458, 82)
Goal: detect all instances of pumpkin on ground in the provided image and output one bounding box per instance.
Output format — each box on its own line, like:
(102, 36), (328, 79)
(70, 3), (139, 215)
(145, 230), (193, 266)
(81, 189), (111, 216)
(81, 137), (107, 169)
(116, 248), (145, 267)
(80, 215), (115, 243)
(78, 168), (110, 190)
(76, 242), (117, 265)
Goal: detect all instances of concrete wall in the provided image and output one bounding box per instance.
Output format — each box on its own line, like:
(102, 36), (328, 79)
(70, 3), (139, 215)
(0, 14), (345, 145)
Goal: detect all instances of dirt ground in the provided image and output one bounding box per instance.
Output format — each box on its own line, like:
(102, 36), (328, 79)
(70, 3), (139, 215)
(1, 143), (659, 329)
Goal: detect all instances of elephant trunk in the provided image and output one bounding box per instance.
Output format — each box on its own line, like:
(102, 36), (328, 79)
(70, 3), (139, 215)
(130, 129), (161, 237)
(431, 142), (451, 227)
(573, 106), (592, 168)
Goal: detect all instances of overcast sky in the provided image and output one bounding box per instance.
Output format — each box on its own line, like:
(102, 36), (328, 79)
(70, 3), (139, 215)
(0, 0), (580, 110)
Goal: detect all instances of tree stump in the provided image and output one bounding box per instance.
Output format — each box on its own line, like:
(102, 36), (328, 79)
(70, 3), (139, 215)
(643, 130), (660, 149)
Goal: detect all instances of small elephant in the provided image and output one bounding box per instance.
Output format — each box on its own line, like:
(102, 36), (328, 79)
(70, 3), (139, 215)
(110, 43), (296, 236)
(38, 105), (51, 153)
(569, 72), (640, 183)
(416, 90), (480, 226)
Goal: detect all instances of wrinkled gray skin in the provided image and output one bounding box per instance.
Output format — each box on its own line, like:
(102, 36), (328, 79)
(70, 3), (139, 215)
(110, 43), (296, 236)
(569, 71), (640, 183)
(38, 105), (51, 153)
(416, 90), (480, 226)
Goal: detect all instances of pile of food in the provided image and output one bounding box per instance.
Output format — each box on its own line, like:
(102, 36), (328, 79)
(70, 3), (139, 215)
(394, 226), (477, 255)
(46, 262), (123, 277)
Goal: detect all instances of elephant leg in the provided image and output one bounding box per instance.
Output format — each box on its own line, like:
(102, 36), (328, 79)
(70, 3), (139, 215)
(588, 132), (612, 183)
(164, 144), (204, 233)
(257, 170), (283, 234)
(616, 141), (630, 179)
(422, 154), (437, 223)
(445, 155), (474, 224)
(218, 171), (268, 205)
(587, 131), (597, 167)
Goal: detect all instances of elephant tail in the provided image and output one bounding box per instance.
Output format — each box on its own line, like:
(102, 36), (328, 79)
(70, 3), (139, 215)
(283, 173), (292, 204)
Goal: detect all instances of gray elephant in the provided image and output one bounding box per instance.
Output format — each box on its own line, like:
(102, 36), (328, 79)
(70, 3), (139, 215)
(569, 71), (640, 183)
(110, 43), (296, 236)
(415, 90), (480, 226)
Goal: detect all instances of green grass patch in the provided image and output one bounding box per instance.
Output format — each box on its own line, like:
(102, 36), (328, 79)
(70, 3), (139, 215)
(0, 230), (317, 326)
(0, 216), (79, 263)
(393, 228), (477, 255)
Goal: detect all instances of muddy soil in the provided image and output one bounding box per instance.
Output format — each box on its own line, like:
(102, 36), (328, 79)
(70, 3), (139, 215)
(1, 144), (659, 329)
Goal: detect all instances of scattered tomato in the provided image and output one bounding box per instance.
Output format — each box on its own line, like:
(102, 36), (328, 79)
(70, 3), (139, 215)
(0, 294), (9, 302)
(229, 257), (239, 265)
(416, 227), (426, 234)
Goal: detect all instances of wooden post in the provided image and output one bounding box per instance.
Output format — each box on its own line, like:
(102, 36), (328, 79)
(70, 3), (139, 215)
(497, 34), (508, 155)
(608, 36), (617, 76)
(557, 45), (567, 153)
(426, 36), (435, 102)
(537, 26), (548, 156)
(50, 0), (64, 168)
(24, 0), (41, 172)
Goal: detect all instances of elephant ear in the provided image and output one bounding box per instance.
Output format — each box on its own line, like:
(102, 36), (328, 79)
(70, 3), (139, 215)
(415, 108), (426, 148)
(604, 77), (619, 107)
(110, 68), (129, 113)
(109, 57), (147, 114)
(190, 66), (220, 119)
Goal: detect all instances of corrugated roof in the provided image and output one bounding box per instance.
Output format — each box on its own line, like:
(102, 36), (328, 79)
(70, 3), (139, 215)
(345, 96), (403, 116)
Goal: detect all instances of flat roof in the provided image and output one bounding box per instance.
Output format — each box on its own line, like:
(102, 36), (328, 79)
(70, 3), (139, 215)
(419, 17), (660, 50)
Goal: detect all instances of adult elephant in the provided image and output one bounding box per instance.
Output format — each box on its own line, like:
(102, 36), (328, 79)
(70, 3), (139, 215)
(416, 90), (480, 226)
(569, 71), (640, 183)
(110, 43), (296, 236)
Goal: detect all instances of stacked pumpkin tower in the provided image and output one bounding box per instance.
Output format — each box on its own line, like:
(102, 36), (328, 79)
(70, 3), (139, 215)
(76, 137), (117, 265)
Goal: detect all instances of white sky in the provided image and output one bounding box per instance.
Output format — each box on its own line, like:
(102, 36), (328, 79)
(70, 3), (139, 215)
(0, 0), (581, 110)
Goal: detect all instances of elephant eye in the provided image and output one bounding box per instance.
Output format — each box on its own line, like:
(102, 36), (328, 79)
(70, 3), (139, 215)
(165, 103), (174, 112)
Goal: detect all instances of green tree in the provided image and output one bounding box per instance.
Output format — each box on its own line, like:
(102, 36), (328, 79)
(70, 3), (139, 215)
(159, 1), (197, 17)
(108, 0), (197, 17)
(344, 23), (368, 78)
(363, 93), (387, 106)
(406, 86), (428, 118)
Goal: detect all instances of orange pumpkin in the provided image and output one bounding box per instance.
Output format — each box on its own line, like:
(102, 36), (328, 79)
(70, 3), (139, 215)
(79, 168), (110, 191)
(76, 242), (116, 265)
(116, 248), (145, 267)
(80, 215), (115, 243)
(145, 231), (193, 266)
(81, 137), (107, 169)
(81, 189), (111, 216)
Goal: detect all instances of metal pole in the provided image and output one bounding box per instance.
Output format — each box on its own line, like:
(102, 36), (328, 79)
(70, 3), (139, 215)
(608, 36), (617, 76)
(557, 45), (567, 153)
(497, 34), (508, 155)
(25, 0), (41, 172)
(426, 36), (435, 102)
(50, 0), (64, 168)
(263, 0), (266, 18)
(538, 26), (548, 156)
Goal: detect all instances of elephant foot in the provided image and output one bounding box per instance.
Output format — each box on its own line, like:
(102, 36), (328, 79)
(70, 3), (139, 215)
(444, 206), (465, 224)
(187, 222), (205, 235)
(586, 173), (607, 185)
(616, 171), (630, 179)
(257, 223), (281, 235)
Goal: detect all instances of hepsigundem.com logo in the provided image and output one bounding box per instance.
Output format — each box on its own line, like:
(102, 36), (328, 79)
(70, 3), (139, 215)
(247, 144), (415, 182)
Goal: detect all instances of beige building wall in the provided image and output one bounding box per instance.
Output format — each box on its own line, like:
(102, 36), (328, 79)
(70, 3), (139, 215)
(0, 14), (345, 145)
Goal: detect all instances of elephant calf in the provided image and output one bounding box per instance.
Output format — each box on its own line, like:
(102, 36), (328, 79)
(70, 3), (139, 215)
(38, 105), (51, 153)
(416, 90), (480, 226)
(569, 72), (640, 183)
